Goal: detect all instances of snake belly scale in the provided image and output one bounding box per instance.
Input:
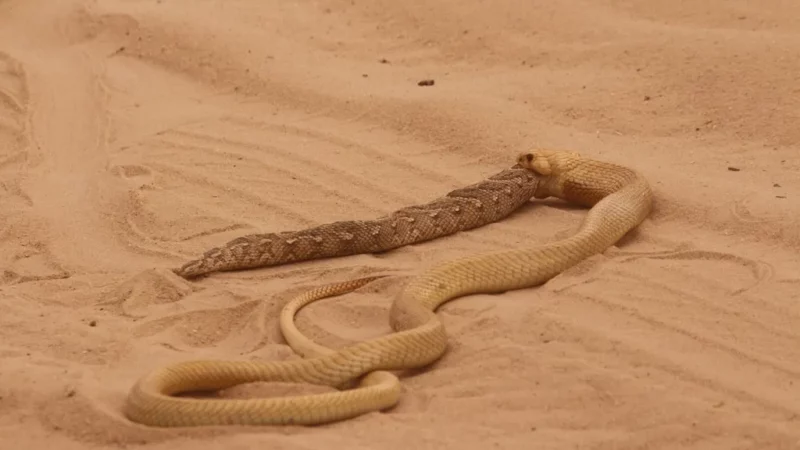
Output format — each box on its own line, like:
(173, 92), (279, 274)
(123, 149), (653, 427)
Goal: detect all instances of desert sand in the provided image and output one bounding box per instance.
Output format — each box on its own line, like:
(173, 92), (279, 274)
(1, 0), (799, 448)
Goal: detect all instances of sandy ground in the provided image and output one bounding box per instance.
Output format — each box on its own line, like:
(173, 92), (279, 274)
(2, 0), (800, 448)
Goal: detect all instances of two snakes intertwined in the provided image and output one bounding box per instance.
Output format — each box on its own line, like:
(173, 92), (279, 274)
(123, 149), (653, 427)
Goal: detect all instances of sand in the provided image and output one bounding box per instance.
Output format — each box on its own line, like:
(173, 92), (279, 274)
(1, 0), (799, 448)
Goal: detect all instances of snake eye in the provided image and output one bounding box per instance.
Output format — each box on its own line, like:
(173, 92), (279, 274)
(525, 153), (534, 162)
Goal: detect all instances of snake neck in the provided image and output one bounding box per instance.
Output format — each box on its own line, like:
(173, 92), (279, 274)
(542, 161), (643, 206)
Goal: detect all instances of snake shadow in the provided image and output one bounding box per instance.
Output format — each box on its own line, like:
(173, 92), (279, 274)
(526, 197), (650, 247)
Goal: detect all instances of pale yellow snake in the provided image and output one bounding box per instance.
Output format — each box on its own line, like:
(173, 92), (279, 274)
(123, 149), (653, 427)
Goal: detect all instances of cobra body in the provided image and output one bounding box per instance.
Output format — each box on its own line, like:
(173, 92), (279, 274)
(123, 149), (653, 427)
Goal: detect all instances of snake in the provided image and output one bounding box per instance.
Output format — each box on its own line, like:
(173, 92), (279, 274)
(172, 166), (541, 279)
(123, 149), (653, 427)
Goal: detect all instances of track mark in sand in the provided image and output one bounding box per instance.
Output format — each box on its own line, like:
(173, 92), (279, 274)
(36, 391), (192, 448)
(730, 193), (789, 225)
(150, 136), (381, 220)
(0, 51), (30, 165)
(542, 247), (800, 417)
(0, 53), (66, 283)
(109, 163), (155, 186)
(500, 311), (800, 445)
(164, 124), (427, 209)
(1, 258), (70, 285)
(169, 131), (414, 208)
(618, 248), (775, 295)
(222, 115), (463, 187)
(107, 158), (255, 260)
(1, 238), (69, 287)
(99, 268), (197, 318)
(102, 268), (271, 351)
(111, 116), (464, 263)
(144, 158), (316, 227)
(572, 279), (800, 375)
(132, 298), (264, 350)
(555, 247), (792, 342)
(0, 176), (32, 209)
(107, 162), (205, 253)
(546, 300), (800, 419)
(0, 299), (128, 366)
(115, 168), (251, 250)
(124, 178), (251, 248)
(554, 239), (773, 297)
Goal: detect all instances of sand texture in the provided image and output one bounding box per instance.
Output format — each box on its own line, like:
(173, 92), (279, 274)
(1, 0), (799, 448)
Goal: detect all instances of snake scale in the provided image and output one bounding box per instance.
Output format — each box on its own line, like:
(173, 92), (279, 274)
(124, 149), (653, 427)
